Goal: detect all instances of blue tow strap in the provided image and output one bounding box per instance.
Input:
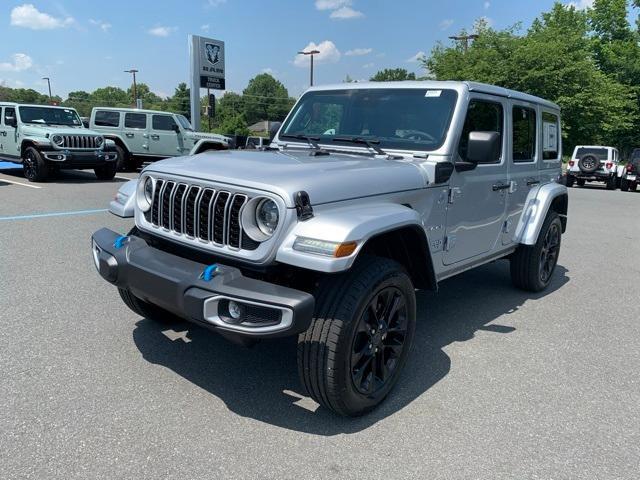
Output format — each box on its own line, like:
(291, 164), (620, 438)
(202, 264), (218, 281)
(113, 235), (128, 249)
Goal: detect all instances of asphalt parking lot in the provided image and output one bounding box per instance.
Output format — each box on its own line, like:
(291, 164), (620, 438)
(1, 167), (639, 480)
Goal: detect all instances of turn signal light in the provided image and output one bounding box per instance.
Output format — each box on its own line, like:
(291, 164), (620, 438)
(569, 161), (575, 167)
(627, 163), (635, 172)
(606, 162), (613, 170)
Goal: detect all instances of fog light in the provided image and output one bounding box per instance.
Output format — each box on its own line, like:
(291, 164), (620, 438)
(228, 301), (242, 320)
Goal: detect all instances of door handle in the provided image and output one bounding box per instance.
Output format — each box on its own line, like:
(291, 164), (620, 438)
(150, 134), (160, 140)
(492, 182), (510, 191)
(125, 133), (134, 138)
(526, 179), (540, 186)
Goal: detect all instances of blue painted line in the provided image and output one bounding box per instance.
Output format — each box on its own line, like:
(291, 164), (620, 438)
(0, 161), (20, 170)
(0, 208), (108, 221)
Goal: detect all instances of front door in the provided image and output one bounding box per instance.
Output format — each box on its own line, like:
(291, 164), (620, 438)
(123, 112), (150, 155)
(502, 102), (540, 245)
(149, 114), (181, 157)
(443, 96), (508, 265)
(1, 107), (19, 159)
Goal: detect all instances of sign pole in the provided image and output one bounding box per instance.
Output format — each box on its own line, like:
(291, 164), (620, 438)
(189, 35), (201, 131)
(207, 87), (211, 131)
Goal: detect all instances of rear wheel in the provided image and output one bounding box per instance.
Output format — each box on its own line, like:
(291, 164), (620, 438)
(566, 175), (575, 187)
(631, 182), (638, 192)
(22, 147), (49, 182)
(606, 175), (617, 190)
(620, 177), (630, 192)
(511, 212), (562, 292)
(577, 178), (585, 187)
(297, 256), (416, 416)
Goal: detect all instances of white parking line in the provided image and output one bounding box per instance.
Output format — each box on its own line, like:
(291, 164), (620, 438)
(0, 177), (42, 189)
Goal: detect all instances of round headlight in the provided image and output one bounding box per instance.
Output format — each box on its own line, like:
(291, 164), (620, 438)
(256, 199), (279, 236)
(137, 176), (154, 212)
(95, 136), (104, 147)
(52, 134), (63, 146)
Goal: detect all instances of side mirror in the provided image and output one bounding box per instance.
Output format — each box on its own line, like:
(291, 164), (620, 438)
(5, 116), (17, 128)
(466, 131), (501, 164)
(269, 122), (282, 142)
(172, 124), (180, 133)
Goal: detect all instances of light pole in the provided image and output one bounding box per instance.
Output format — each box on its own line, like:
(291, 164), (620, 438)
(124, 69), (139, 106)
(42, 77), (52, 101)
(297, 50), (320, 86)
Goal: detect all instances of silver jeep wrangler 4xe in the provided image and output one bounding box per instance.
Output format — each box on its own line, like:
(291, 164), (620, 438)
(91, 81), (568, 416)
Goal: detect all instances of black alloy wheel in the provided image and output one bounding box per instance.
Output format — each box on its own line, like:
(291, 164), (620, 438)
(539, 220), (560, 284)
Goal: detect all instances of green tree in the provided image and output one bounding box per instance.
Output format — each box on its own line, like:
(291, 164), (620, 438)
(370, 68), (417, 81)
(242, 73), (294, 125)
(127, 82), (164, 108)
(89, 86), (130, 107)
(216, 113), (250, 136)
(168, 82), (190, 118)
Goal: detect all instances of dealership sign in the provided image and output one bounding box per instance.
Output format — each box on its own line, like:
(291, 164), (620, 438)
(189, 34), (226, 129)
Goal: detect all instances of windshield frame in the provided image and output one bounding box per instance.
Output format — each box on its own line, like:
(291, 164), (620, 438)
(278, 88), (459, 154)
(18, 106), (83, 127)
(176, 114), (193, 131)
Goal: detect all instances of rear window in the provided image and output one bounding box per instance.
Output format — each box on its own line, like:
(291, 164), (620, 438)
(575, 147), (608, 160)
(125, 113), (146, 129)
(94, 110), (120, 127)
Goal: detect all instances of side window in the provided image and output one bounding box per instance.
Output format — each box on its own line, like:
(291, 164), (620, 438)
(4, 107), (16, 127)
(152, 115), (177, 131)
(94, 110), (120, 127)
(512, 106), (536, 162)
(458, 100), (503, 163)
(542, 112), (560, 160)
(125, 113), (147, 129)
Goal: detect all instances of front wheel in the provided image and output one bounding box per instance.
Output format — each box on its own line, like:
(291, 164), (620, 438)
(511, 212), (562, 292)
(94, 162), (117, 180)
(297, 256), (416, 416)
(22, 147), (49, 182)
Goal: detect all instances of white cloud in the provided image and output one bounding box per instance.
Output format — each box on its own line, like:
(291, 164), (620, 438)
(566, 0), (594, 9)
(10, 4), (74, 30)
(406, 51), (426, 63)
(201, 24), (210, 32)
(330, 6), (363, 19)
(315, 0), (350, 10)
(0, 53), (33, 72)
(147, 26), (177, 37)
(439, 19), (454, 30)
(294, 40), (341, 67)
(89, 19), (111, 32)
(484, 1), (490, 9)
(362, 62), (374, 69)
(345, 48), (372, 56)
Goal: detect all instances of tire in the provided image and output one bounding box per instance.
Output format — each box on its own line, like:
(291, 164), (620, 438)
(297, 256), (416, 417)
(511, 212), (562, 292)
(606, 175), (616, 190)
(94, 161), (117, 180)
(620, 177), (629, 192)
(115, 144), (130, 171)
(118, 288), (177, 323)
(576, 178), (585, 187)
(22, 147), (49, 182)
(566, 175), (575, 188)
(578, 154), (600, 174)
(631, 182), (638, 192)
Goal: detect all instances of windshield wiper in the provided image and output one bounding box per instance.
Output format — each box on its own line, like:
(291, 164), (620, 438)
(331, 136), (403, 159)
(280, 134), (330, 156)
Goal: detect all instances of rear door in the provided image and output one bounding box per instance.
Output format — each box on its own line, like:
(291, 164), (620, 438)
(149, 114), (181, 157)
(123, 112), (150, 155)
(503, 101), (539, 245)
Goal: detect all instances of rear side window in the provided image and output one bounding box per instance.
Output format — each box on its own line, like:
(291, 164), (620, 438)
(94, 110), (120, 127)
(575, 147), (608, 160)
(512, 106), (536, 162)
(152, 115), (177, 131)
(125, 113), (146, 129)
(458, 100), (504, 163)
(542, 112), (560, 160)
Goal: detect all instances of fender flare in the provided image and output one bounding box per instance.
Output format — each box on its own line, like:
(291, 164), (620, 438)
(513, 182), (568, 246)
(189, 139), (228, 155)
(276, 202), (437, 286)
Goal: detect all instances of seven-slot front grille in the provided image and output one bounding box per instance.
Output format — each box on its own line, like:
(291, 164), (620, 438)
(60, 135), (100, 149)
(148, 179), (256, 250)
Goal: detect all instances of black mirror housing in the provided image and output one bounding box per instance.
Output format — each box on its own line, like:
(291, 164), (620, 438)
(269, 122), (282, 141)
(172, 124), (180, 133)
(467, 131), (501, 164)
(6, 116), (17, 127)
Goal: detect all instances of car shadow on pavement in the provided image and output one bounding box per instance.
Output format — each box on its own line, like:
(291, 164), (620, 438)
(0, 168), (129, 184)
(132, 260), (569, 435)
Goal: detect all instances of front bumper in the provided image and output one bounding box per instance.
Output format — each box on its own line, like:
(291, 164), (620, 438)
(91, 228), (314, 339)
(43, 149), (117, 168)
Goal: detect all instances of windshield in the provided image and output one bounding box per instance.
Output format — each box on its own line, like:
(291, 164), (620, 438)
(176, 115), (193, 130)
(280, 88), (458, 152)
(18, 106), (82, 126)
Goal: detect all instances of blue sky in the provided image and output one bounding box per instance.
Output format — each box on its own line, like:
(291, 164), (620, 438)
(0, 0), (592, 99)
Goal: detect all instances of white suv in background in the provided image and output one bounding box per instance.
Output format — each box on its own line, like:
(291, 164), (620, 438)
(566, 146), (620, 189)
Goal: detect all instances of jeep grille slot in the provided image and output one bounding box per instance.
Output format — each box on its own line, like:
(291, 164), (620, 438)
(61, 135), (98, 149)
(147, 178), (266, 252)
